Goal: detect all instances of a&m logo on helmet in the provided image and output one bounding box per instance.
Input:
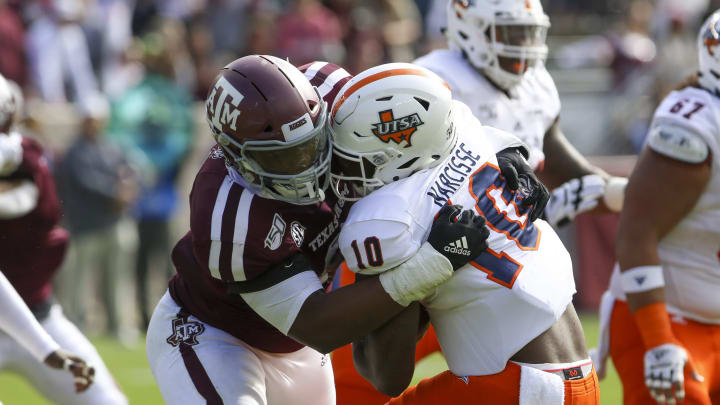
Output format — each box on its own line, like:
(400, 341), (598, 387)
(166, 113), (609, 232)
(207, 76), (245, 132)
(371, 110), (424, 148)
(704, 13), (720, 57)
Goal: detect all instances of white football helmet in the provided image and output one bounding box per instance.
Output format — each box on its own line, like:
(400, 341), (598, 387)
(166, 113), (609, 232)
(445, 0), (550, 89)
(329, 63), (457, 200)
(0, 74), (16, 131)
(698, 9), (720, 95)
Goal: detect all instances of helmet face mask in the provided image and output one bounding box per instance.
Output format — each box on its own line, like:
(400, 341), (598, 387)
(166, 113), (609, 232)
(0, 75), (17, 132)
(446, 0), (550, 89)
(329, 63), (458, 201)
(205, 55), (331, 205)
(699, 11), (720, 96)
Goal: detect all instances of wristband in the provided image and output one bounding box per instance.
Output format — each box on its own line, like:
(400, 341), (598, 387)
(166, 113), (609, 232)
(634, 302), (678, 349)
(379, 242), (453, 306)
(603, 177), (627, 212)
(621, 265), (664, 293)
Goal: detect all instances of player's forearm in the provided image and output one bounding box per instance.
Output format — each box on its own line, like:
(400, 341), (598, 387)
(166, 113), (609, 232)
(352, 302), (419, 397)
(540, 122), (608, 189)
(616, 222), (665, 311)
(288, 277), (406, 354)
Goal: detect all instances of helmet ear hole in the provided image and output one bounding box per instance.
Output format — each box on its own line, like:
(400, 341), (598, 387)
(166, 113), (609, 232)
(397, 156), (420, 170)
(264, 125), (273, 132)
(414, 97), (430, 111)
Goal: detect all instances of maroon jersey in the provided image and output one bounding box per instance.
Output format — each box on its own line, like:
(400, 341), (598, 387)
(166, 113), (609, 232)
(0, 136), (68, 307)
(169, 62), (352, 353)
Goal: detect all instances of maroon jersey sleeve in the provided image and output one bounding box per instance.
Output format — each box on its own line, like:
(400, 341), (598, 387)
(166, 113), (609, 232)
(298, 61), (352, 107)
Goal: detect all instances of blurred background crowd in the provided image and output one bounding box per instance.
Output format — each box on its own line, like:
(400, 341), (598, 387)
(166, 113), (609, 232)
(0, 0), (717, 343)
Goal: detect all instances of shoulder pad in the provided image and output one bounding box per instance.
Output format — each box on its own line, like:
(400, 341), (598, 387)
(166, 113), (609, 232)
(646, 122), (710, 164)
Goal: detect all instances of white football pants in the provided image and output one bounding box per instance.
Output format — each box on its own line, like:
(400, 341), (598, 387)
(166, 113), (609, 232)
(147, 291), (336, 405)
(0, 304), (127, 405)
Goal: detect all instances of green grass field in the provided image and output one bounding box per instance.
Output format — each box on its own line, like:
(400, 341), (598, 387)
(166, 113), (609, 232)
(0, 314), (621, 404)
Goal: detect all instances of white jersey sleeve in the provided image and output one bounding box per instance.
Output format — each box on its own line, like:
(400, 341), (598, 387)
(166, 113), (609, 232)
(0, 271), (59, 361)
(339, 193), (424, 275)
(646, 87), (716, 164)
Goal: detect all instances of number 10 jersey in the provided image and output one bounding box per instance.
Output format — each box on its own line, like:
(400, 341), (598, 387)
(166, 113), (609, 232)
(338, 102), (575, 377)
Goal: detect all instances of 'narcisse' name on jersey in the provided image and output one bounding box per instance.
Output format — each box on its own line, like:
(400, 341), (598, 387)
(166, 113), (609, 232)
(427, 142), (482, 207)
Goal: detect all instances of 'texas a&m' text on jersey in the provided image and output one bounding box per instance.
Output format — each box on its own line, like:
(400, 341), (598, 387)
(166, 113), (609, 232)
(168, 62), (352, 353)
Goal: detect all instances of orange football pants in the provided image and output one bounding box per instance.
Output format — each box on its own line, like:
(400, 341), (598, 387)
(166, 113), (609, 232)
(385, 361), (600, 405)
(609, 300), (720, 405)
(332, 265), (442, 405)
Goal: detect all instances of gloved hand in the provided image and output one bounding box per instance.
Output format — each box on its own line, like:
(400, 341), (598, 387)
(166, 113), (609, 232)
(496, 147), (549, 222)
(543, 174), (605, 227)
(44, 349), (95, 393)
(644, 343), (703, 405)
(427, 204), (489, 270)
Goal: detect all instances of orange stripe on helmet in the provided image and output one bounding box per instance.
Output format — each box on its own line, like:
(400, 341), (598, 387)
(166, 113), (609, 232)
(331, 68), (451, 122)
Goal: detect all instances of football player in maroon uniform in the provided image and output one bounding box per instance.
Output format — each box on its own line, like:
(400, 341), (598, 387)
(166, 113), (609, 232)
(0, 74), (127, 404)
(145, 55), (495, 405)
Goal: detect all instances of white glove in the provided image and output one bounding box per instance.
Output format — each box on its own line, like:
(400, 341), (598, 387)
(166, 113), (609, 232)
(644, 343), (703, 405)
(543, 174), (605, 227)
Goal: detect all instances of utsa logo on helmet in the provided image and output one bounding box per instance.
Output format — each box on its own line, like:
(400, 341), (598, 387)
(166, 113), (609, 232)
(371, 110), (424, 147)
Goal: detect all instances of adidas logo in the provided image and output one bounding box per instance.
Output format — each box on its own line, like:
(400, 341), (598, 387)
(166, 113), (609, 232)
(444, 236), (472, 256)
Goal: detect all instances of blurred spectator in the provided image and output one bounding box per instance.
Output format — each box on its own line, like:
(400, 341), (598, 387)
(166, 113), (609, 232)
(0, 0), (26, 86)
(25, 0), (99, 105)
(107, 32), (194, 330)
(55, 95), (138, 340)
(82, 0), (138, 99)
(276, 0), (344, 65)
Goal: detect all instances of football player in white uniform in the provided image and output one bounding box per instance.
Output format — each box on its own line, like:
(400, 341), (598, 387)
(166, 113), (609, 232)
(331, 2), (623, 402)
(415, 0), (626, 226)
(593, 10), (720, 405)
(329, 63), (599, 404)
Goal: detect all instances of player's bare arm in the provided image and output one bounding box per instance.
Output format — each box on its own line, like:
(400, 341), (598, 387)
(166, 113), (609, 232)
(540, 118), (623, 225)
(617, 148), (709, 403)
(351, 301), (422, 397)
(540, 118), (609, 189)
(286, 205), (489, 353)
(617, 149), (709, 309)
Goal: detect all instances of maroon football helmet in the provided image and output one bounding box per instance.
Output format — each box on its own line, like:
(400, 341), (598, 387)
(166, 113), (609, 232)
(205, 55), (330, 204)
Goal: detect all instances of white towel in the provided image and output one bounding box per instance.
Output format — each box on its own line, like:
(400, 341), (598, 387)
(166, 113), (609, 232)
(519, 364), (564, 405)
(589, 289), (616, 380)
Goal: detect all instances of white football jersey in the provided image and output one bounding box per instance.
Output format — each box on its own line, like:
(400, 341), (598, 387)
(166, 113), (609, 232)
(339, 103), (575, 376)
(414, 49), (561, 170)
(609, 86), (720, 324)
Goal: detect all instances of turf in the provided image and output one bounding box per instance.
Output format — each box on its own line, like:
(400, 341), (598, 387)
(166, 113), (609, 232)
(0, 314), (622, 404)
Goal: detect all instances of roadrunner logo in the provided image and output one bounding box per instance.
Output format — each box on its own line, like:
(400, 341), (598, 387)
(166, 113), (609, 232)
(166, 317), (205, 346)
(371, 110), (424, 148)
